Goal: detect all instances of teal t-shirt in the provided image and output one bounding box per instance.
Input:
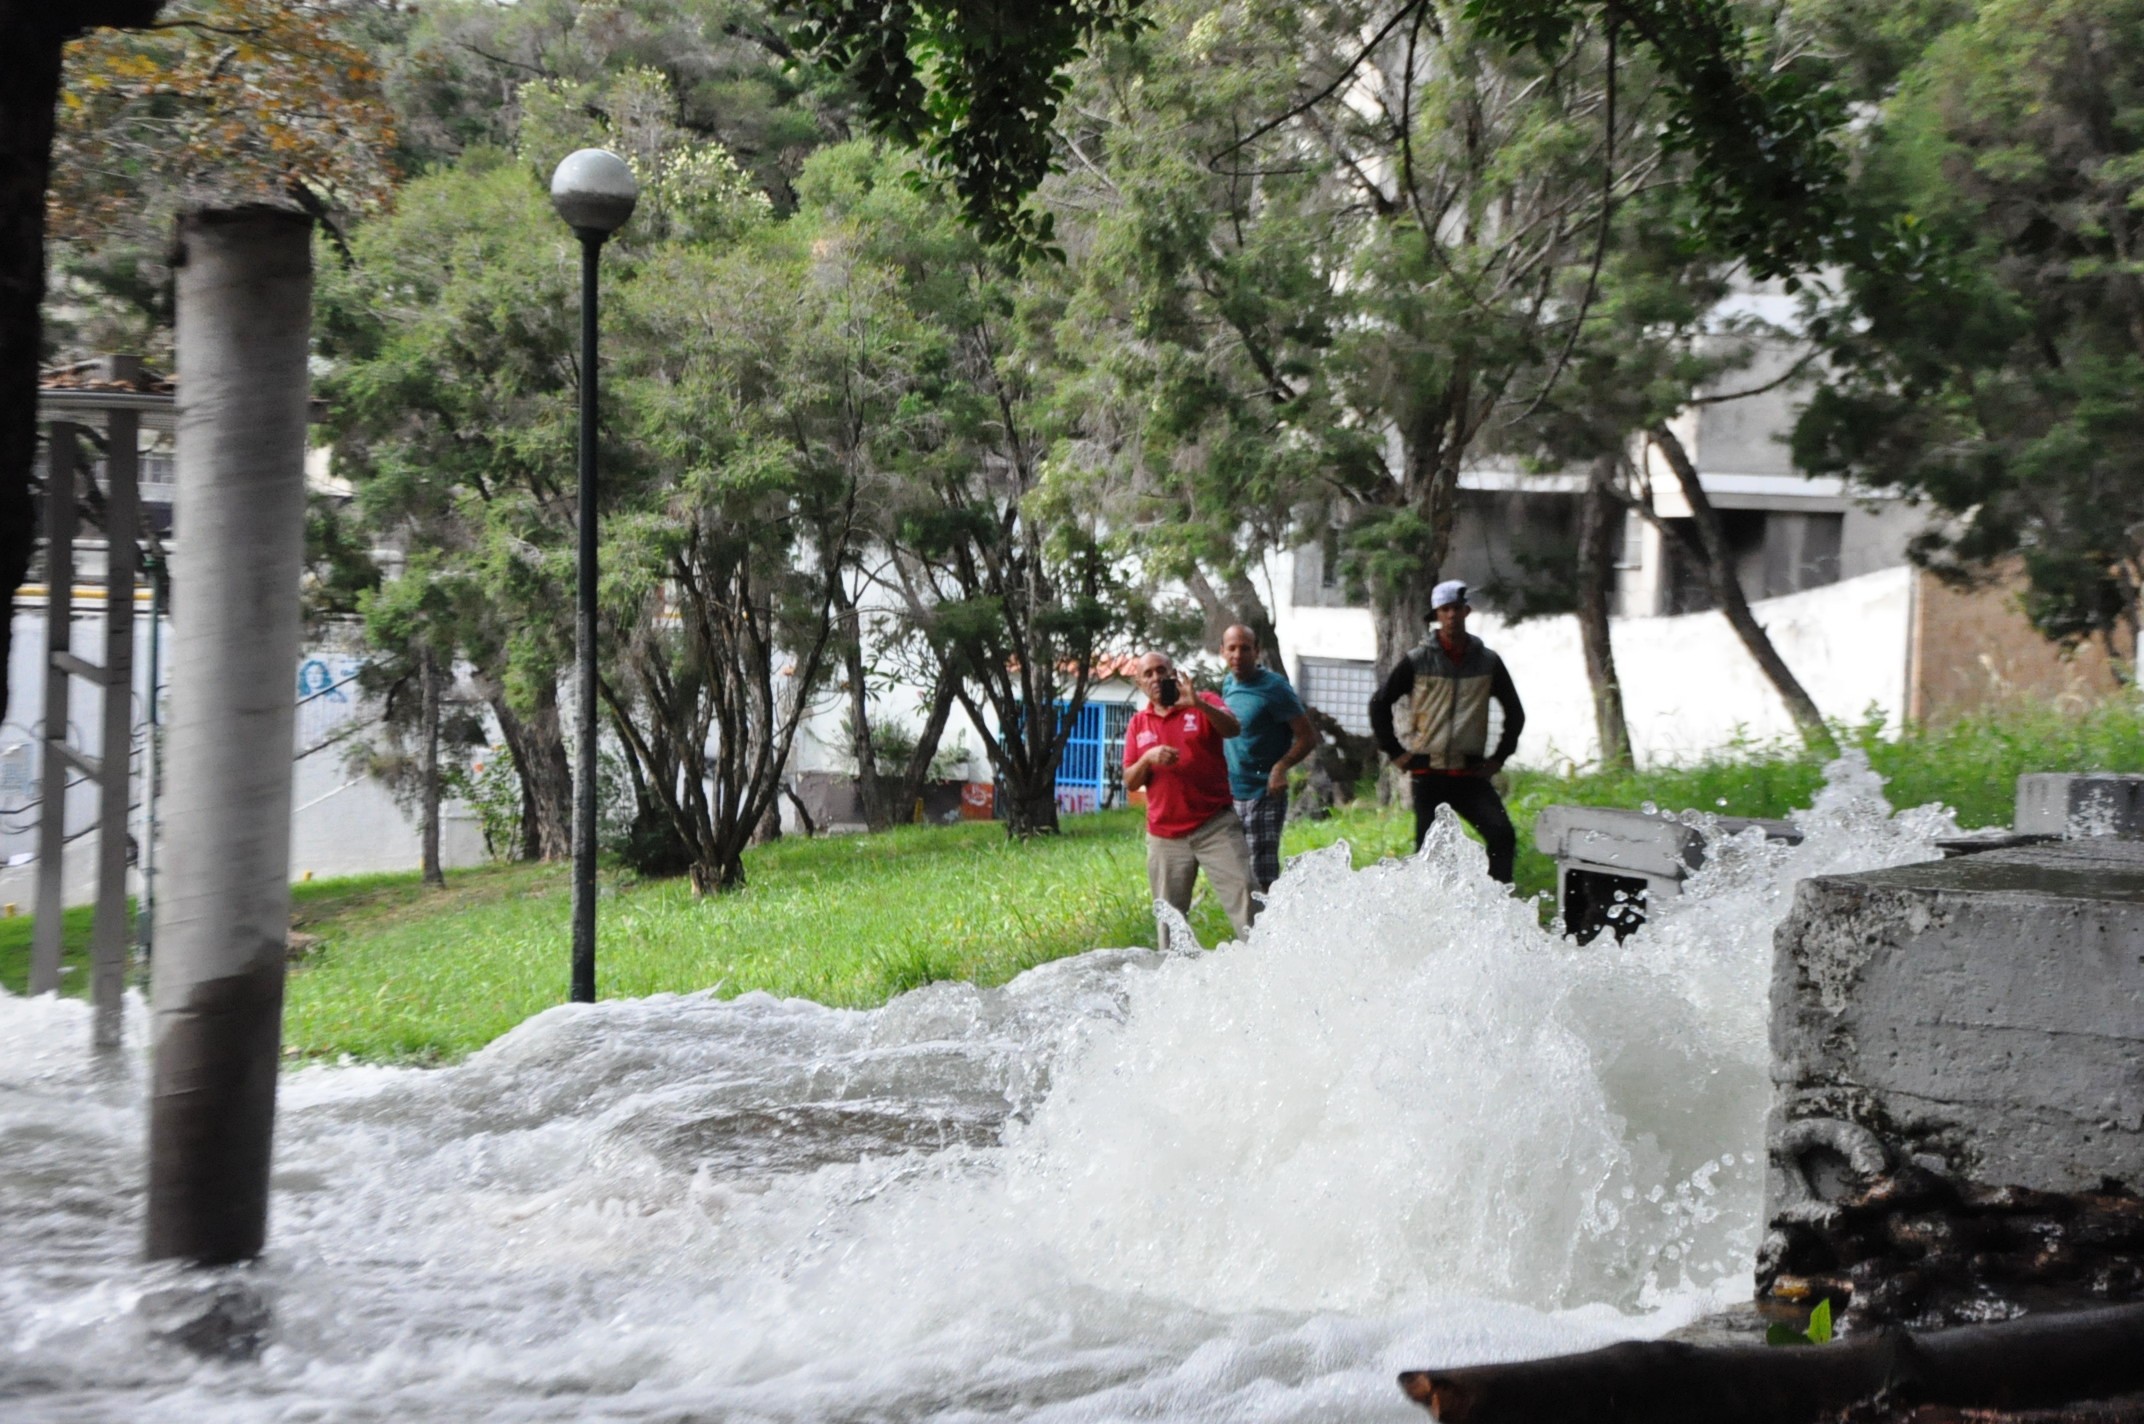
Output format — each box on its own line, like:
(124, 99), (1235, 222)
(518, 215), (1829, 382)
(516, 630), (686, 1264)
(1221, 668), (1308, 799)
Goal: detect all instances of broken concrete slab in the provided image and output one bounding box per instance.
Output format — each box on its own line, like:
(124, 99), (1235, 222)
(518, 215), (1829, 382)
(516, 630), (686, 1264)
(1535, 805), (1802, 941)
(1763, 837), (2144, 1321)
(1769, 837), (2144, 1203)
(2015, 774), (2144, 840)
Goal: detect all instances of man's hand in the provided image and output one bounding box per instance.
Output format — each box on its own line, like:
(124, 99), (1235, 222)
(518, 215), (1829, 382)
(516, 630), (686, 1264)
(1266, 766), (1289, 794)
(1146, 746), (1181, 769)
(1482, 755), (1507, 776)
(1395, 752), (1427, 773)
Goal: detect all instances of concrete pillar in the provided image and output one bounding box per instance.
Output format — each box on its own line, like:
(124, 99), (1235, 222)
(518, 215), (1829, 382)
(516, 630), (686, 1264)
(29, 426), (77, 995)
(147, 208), (312, 1265)
(92, 404), (137, 1048)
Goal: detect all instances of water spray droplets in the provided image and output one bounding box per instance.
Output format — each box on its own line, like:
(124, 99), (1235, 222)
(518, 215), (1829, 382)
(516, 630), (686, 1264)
(0, 759), (1960, 1422)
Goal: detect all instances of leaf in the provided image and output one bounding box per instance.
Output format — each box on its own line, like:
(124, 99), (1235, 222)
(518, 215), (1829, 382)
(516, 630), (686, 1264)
(1765, 1322), (1808, 1348)
(1806, 1297), (1834, 1345)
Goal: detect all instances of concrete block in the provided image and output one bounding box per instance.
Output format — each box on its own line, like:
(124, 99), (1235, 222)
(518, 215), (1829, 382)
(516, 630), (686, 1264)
(1768, 838), (2144, 1212)
(2015, 773), (2144, 839)
(1536, 805), (1801, 941)
(1534, 805), (1802, 883)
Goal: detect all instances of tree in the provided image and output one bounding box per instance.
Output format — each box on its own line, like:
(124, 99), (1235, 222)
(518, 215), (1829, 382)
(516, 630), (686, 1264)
(603, 225), (892, 888)
(0, 0), (1865, 727)
(1794, 0), (2144, 665)
(1067, 0), (1661, 681)
(1462, 0), (1849, 279)
(5, 0), (399, 727)
(43, 1), (399, 364)
(1049, 14), (1339, 673)
(829, 559), (964, 832)
(790, 0), (1145, 253)
(342, 555), (488, 886)
(386, 0), (843, 200)
(314, 151), (589, 862)
(1502, 221), (1838, 757)
(804, 144), (1124, 837)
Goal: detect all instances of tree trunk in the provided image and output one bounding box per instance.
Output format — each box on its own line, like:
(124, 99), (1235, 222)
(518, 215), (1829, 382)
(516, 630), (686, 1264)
(1371, 578), (1433, 806)
(688, 851), (745, 894)
(487, 674), (571, 862)
(999, 773), (1061, 837)
(1650, 423), (1838, 755)
(148, 206), (312, 1266)
(0, 3), (167, 728)
(748, 797), (781, 847)
(486, 690), (540, 861)
(1225, 569), (1287, 673)
(419, 650), (444, 887)
(1578, 455), (1635, 771)
(882, 669), (959, 826)
(519, 677), (574, 859)
(1186, 565), (1288, 672)
(837, 590), (888, 830)
(1400, 1302), (2144, 1424)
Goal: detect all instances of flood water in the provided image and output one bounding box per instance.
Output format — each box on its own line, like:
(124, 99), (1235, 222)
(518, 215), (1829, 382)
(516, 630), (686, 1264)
(2, 758), (1955, 1422)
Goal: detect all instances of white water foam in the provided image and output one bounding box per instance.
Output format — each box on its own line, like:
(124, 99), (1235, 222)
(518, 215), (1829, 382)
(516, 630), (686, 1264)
(0, 756), (1953, 1422)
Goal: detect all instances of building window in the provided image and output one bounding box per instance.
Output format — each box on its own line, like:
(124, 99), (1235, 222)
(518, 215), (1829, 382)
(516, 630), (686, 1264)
(1297, 657), (1379, 736)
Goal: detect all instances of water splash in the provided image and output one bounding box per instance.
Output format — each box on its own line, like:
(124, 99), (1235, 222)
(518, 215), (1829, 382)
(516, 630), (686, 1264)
(0, 758), (1951, 1421)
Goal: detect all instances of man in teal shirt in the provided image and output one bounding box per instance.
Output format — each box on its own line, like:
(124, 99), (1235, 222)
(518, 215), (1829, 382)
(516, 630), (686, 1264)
(1219, 625), (1319, 893)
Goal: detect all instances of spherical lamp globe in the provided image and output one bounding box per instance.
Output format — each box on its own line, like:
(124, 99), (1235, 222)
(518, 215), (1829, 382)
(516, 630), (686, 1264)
(550, 149), (639, 236)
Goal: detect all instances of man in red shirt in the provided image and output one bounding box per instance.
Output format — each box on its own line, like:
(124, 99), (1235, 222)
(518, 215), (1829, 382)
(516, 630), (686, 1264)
(1123, 650), (1258, 944)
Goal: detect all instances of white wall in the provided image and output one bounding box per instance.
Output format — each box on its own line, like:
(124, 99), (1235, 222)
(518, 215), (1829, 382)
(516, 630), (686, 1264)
(3, 610), (483, 913)
(1269, 563), (1913, 770)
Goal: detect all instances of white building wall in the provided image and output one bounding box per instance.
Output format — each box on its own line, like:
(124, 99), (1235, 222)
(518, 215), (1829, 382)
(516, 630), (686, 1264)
(1264, 556), (1912, 770)
(2, 609), (483, 913)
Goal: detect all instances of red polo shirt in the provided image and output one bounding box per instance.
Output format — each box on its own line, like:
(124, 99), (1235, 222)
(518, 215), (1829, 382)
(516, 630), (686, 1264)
(1125, 692), (1234, 838)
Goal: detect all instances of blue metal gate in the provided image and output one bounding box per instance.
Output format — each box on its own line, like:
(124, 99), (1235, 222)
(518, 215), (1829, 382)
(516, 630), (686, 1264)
(1051, 699), (1134, 815)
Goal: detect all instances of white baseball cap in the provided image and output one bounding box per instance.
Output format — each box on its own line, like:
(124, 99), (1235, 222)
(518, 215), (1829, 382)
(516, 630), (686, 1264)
(1430, 579), (1469, 612)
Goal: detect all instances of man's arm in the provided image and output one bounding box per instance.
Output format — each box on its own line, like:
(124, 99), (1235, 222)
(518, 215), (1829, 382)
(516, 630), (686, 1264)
(1267, 713), (1320, 792)
(1486, 655), (1525, 770)
(1197, 688), (1241, 739)
(1367, 657), (1416, 765)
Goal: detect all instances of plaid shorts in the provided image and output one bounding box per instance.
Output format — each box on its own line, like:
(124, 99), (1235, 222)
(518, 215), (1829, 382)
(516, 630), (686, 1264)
(1232, 789), (1289, 891)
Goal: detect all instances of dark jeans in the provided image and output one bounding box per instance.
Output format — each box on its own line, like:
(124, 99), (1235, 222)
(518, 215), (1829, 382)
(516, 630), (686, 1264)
(1410, 773), (1517, 884)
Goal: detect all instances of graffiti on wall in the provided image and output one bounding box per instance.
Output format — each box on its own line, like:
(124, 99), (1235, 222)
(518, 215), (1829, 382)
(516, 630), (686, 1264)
(295, 654), (364, 753)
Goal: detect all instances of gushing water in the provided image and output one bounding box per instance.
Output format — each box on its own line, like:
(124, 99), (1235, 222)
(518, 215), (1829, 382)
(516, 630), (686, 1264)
(0, 758), (1954, 1422)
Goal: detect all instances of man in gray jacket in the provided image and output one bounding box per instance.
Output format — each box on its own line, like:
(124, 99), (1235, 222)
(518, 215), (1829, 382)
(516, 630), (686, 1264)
(1367, 579), (1525, 881)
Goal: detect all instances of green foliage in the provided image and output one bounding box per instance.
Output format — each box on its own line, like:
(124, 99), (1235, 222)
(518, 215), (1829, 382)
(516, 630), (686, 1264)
(1467, 0), (1849, 279)
(46, 0), (401, 361)
(514, 66), (774, 243)
(789, 142), (1133, 835)
(1767, 1296), (1834, 1346)
(1796, 0), (2144, 654)
(383, 0), (843, 199)
(1059, 0), (1690, 662)
(443, 743), (527, 861)
(790, 0), (1146, 255)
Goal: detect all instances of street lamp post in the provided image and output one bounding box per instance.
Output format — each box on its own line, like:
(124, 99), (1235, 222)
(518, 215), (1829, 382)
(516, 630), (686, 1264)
(550, 149), (637, 1006)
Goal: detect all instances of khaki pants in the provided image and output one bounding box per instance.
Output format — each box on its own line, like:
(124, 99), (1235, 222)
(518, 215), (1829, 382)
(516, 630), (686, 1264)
(1147, 808), (1258, 945)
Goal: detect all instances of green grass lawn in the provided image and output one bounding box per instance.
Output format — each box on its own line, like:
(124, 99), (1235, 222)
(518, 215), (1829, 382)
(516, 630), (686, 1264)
(278, 811), (1205, 1061)
(6, 699), (2138, 1064)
